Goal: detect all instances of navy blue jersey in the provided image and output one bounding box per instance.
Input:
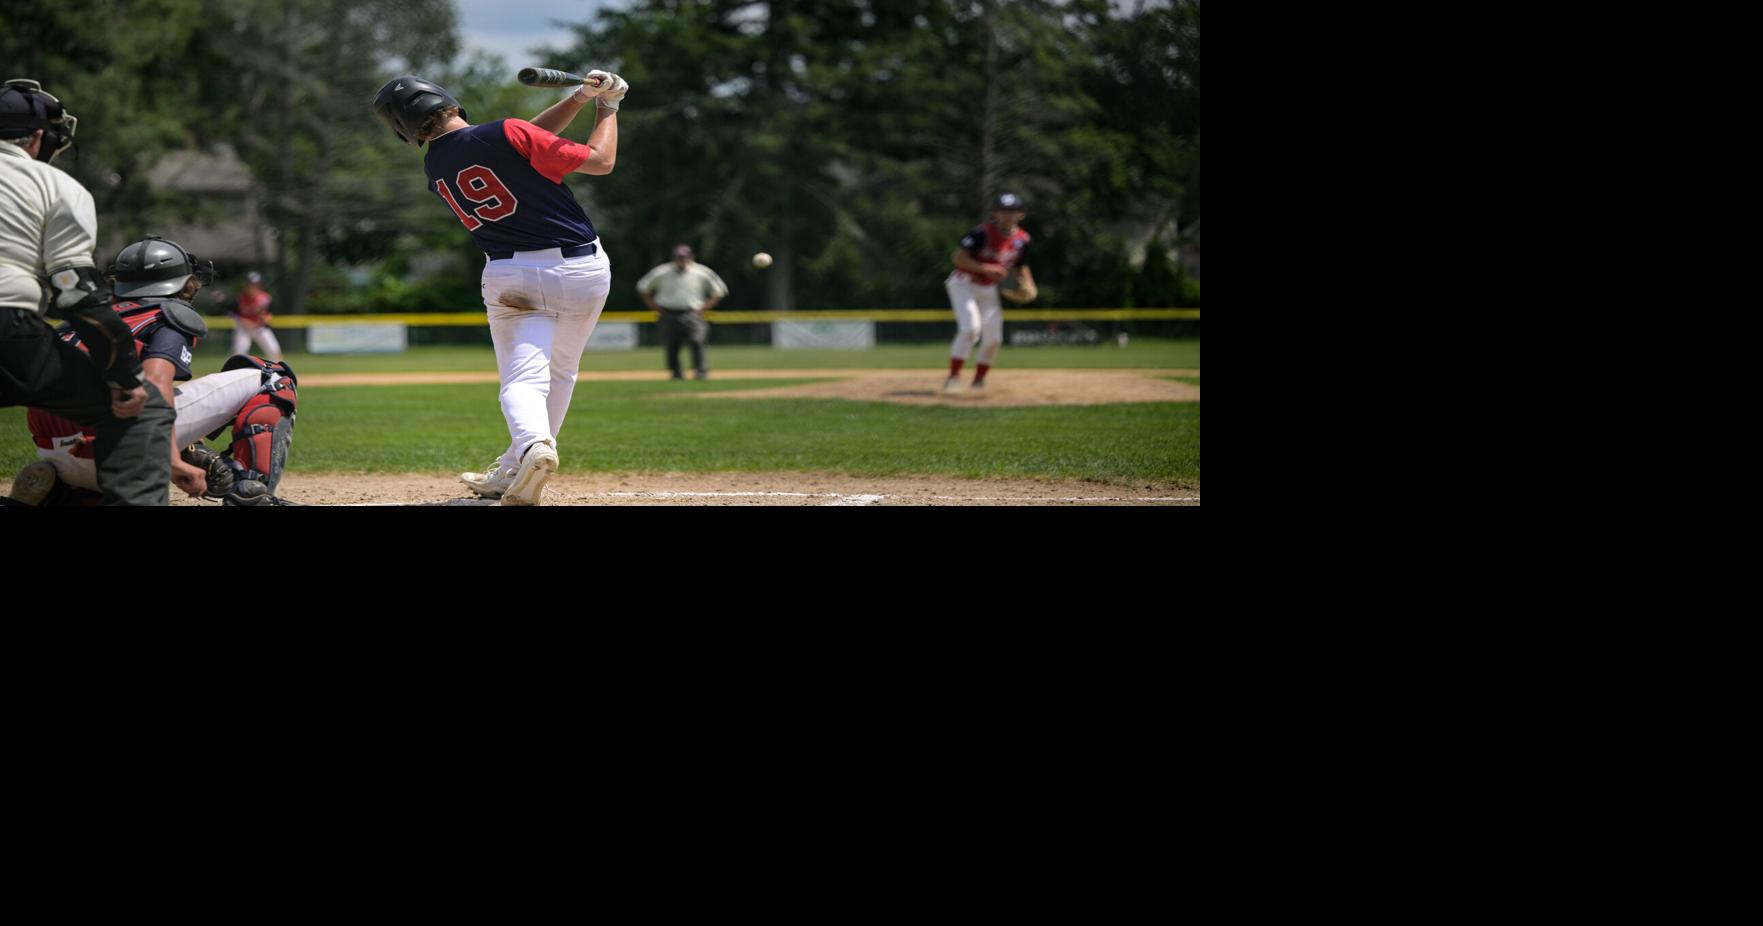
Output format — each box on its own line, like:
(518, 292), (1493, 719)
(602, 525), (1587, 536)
(140, 325), (195, 380)
(30, 299), (197, 454)
(423, 119), (599, 254)
(57, 298), (197, 381)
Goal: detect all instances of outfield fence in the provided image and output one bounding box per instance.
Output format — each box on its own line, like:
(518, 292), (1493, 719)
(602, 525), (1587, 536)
(207, 308), (1200, 327)
(206, 308), (1199, 350)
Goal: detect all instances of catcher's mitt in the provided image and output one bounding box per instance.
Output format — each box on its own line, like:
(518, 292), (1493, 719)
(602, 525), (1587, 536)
(181, 442), (235, 500)
(998, 269), (1037, 304)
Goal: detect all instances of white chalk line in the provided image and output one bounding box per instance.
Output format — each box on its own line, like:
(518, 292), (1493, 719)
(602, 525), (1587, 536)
(338, 491), (1197, 506)
(596, 491), (1196, 503)
(824, 495), (886, 506)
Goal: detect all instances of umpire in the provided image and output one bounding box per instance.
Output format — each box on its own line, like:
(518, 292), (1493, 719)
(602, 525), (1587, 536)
(636, 244), (727, 380)
(1, 78), (173, 505)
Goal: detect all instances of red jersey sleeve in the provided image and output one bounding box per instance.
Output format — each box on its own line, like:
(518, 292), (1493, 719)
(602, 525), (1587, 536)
(502, 119), (593, 183)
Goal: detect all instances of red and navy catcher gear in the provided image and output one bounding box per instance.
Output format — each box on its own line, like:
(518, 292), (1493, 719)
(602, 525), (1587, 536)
(373, 76), (468, 147)
(209, 355), (298, 492)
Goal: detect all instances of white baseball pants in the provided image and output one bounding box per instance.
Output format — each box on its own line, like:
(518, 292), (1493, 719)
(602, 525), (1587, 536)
(480, 244), (611, 470)
(946, 272), (1004, 365)
(231, 323), (283, 359)
(38, 368), (265, 490)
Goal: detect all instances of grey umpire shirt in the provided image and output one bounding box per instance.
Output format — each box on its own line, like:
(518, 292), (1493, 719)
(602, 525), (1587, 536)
(636, 261), (728, 311)
(0, 141), (98, 314)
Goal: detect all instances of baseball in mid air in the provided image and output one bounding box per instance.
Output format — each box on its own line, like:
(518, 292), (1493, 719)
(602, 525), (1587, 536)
(752, 252), (773, 269)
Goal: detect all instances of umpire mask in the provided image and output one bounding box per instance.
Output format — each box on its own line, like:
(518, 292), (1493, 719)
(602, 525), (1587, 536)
(0, 79), (77, 163)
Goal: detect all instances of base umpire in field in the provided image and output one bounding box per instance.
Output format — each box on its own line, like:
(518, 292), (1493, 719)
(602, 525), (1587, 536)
(1, 78), (173, 505)
(636, 244), (726, 380)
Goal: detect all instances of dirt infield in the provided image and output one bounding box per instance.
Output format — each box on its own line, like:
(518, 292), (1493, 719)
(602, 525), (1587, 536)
(214, 472), (1196, 506)
(696, 369), (1197, 407)
(5, 370), (1198, 506)
(4, 470), (1198, 506)
(301, 368), (1199, 407)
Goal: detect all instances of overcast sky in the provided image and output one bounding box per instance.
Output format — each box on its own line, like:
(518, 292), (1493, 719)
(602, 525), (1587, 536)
(457, 0), (627, 65)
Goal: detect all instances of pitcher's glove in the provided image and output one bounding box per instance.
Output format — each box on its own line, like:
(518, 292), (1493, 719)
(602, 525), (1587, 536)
(181, 442), (235, 500)
(999, 269), (1038, 304)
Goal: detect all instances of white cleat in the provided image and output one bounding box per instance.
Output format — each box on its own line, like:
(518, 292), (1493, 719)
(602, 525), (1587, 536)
(942, 376), (966, 395)
(461, 458), (518, 499)
(500, 438), (559, 506)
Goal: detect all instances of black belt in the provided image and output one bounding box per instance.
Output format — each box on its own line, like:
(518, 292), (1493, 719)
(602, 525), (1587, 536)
(485, 242), (597, 261)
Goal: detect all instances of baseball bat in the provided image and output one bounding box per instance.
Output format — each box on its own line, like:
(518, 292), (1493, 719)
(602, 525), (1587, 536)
(518, 67), (604, 88)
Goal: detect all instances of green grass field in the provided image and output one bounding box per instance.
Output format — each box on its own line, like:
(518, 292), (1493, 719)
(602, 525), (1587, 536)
(2, 338), (1200, 487)
(182, 337), (1200, 374)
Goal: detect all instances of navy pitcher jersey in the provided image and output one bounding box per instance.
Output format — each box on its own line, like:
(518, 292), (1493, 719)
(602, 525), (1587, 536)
(423, 119), (599, 254)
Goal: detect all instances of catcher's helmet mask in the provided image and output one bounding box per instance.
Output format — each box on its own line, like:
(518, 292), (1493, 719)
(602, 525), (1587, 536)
(373, 76), (467, 147)
(109, 235), (215, 299)
(0, 78), (77, 163)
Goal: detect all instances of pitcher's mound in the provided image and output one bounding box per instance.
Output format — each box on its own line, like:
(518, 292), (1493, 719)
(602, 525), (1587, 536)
(697, 369), (1198, 407)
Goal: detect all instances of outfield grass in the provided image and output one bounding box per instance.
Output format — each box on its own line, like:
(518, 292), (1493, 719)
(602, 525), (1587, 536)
(1, 378), (1200, 485)
(186, 337), (1200, 375)
(4, 339), (1200, 487)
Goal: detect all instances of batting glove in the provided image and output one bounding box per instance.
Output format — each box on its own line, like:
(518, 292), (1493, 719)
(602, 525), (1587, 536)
(571, 70), (614, 102)
(597, 74), (629, 112)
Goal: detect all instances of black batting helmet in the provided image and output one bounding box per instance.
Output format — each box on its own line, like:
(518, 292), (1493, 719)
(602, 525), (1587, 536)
(0, 78), (77, 163)
(108, 236), (214, 299)
(373, 75), (466, 147)
(991, 192), (1027, 212)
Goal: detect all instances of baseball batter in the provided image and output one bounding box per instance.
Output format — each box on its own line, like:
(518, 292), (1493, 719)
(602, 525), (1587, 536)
(944, 192), (1035, 394)
(373, 71), (626, 505)
(15, 235), (300, 506)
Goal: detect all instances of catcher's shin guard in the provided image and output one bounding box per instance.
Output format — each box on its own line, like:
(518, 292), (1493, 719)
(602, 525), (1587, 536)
(213, 355), (297, 491)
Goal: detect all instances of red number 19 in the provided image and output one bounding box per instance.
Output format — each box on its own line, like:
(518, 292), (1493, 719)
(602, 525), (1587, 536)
(436, 165), (519, 230)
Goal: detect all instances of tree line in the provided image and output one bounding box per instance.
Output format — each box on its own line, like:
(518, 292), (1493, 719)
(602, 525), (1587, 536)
(3, 0), (1198, 314)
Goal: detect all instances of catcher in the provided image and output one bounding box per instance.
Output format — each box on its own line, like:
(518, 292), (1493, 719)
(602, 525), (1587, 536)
(943, 192), (1036, 395)
(8, 235), (299, 506)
